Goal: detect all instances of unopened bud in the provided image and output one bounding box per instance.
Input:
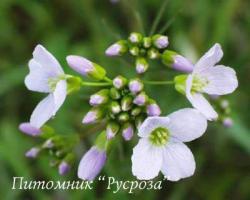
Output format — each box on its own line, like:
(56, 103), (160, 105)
(25, 147), (40, 158)
(66, 55), (106, 80)
(133, 92), (148, 106)
(121, 123), (134, 141)
(106, 121), (120, 140)
(223, 117), (233, 128)
(110, 87), (121, 99)
(113, 75), (127, 89)
(118, 112), (129, 123)
(82, 108), (103, 124)
(143, 37), (152, 48)
(146, 101), (161, 116)
(152, 34), (169, 49)
(121, 96), (133, 111)
(42, 139), (54, 149)
(162, 50), (193, 73)
(135, 116), (145, 129)
(147, 48), (160, 59)
(128, 32), (143, 44)
(59, 161), (71, 175)
(105, 40), (128, 56)
(110, 101), (121, 114)
(136, 57), (149, 74)
(131, 107), (142, 116)
(128, 79), (143, 94)
(129, 46), (140, 56)
(89, 89), (109, 106)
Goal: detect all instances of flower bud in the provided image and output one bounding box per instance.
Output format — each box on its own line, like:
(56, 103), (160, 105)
(78, 146), (107, 180)
(147, 48), (160, 59)
(162, 50), (193, 73)
(121, 123), (134, 141)
(128, 32), (143, 44)
(110, 101), (121, 114)
(131, 107), (142, 116)
(89, 89), (109, 106)
(105, 40), (128, 56)
(128, 79), (143, 94)
(82, 108), (104, 124)
(19, 122), (41, 136)
(152, 34), (169, 49)
(143, 37), (152, 48)
(118, 112), (129, 123)
(113, 75), (127, 89)
(58, 161), (71, 175)
(223, 117), (233, 128)
(146, 101), (161, 116)
(66, 55), (106, 80)
(106, 121), (120, 139)
(42, 139), (54, 149)
(129, 46), (140, 56)
(121, 96), (133, 111)
(133, 92), (148, 106)
(135, 116), (145, 129)
(220, 100), (229, 109)
(25, 147), (40, 158)
(136, 57), (149, 74)
(110, 87), (121, 99)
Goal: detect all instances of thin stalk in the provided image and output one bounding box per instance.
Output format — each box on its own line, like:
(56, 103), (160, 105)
(149, 0), (169, 35)
(81, 81), (112, 87)
(143, 80), (174, 85)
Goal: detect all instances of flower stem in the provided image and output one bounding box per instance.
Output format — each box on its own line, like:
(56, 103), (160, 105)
(143, 80), (174, 85)
(81, 81), (112, 87)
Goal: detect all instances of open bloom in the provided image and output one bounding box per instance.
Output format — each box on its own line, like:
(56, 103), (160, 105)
(186, 43), (238, 120)
(131, 108), (207, 181)
(25, 45), (67, 128)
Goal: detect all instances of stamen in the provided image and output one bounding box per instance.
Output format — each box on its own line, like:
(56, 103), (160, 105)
(149, 127), (170, 146)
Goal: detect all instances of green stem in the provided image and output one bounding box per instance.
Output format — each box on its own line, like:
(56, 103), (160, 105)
(81, 81), (112, 87)
(103, 76), (113, 83)
(149, 0), (169, 35)
(143, 80), (174, 85)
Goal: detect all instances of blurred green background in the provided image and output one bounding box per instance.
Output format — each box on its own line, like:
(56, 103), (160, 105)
(0, 0), (250, 199)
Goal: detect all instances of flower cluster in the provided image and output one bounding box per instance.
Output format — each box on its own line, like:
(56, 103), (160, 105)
(19, 33), (238, 182)
(106, 32), (169, 74)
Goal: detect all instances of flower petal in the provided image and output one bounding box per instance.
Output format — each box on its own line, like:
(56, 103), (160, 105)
(30, 94), (55, 128)
(138, 116), (170, 138)
(53, 80), (67, 115)
(132, 138), (163, 180)
(24, 59), (51, 93)
(33, 44), (64, 75)
(194, 43), (223, 73)
(201, 65), (238, 95)
(186, 75), (218, 121)
(161, 140), (195, 181)
(167, 108), (207, 142)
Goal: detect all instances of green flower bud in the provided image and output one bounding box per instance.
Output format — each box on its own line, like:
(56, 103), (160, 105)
(110, 101), (121, 114)
(152, 34), (169, 49)
(118, 112), (130, 123)
(105, 40), (128, 56)
(136, 57), (149, 74)
(113, 75), (127, 89)
(129, 46), (140, 56)
(89, 89), (109, 106)
(162, 50), (177, 66)
(106, 121), (120, 140)
(110, 87), (121, 99)
(131, 107), (142, 116)
(65, 75), (82, 94)
(121, 96), (133, 111)
(82, 107), (104, 124)
(135, 115), (145, 129)
(121, 122), (134, 141)
(128, 32), (143, 44)
(147, 48), (160, 59)
(174, 75), (188, 95)
(143, 37), (152, 48)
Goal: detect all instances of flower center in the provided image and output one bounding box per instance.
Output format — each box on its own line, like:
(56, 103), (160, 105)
(149, 127), (170, 146)
(191, 75), (208, 93)
(48, 74), (66, 91)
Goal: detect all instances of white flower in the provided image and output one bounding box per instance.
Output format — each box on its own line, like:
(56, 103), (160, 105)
(131, 108), (207, 181)
(25, 45), (67, 128)
(186, 43), (238, 120)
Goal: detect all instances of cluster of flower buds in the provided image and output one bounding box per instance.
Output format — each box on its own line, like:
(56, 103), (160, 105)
(82, 75), (161, 141)
(209, 96), (233, 128)
(105, 32), (169, 74)
(19, 122), (77, 175)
